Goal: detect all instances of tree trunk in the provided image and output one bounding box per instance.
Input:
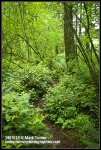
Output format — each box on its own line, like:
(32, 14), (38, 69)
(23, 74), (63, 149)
(79, 3), (82, 36)
(63, 2), (75, 63)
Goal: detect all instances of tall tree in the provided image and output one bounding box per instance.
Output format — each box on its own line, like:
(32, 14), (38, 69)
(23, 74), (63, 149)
(63, 2), (76, 63)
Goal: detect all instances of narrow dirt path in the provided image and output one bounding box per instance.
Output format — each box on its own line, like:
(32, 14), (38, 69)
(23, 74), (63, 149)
(35, 98), (81, 148)
(34, 79), (81, 148)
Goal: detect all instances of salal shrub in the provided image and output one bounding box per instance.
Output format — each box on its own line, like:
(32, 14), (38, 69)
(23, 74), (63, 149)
(2, 68), (26, 94)
(43, 53), (67, 79)
(75, 115), (99, 148)
(2, 64), (52, 148)
(44, 74), (98, 120)
(61, 114), (99, 148)
(2, 92), (50, 139)
(50, 53), (67, 79)
(29, 88), (39, 104)
(2, 79), (26, 95)
(20, 63), (52, 103)
(44, 74), (99, 148)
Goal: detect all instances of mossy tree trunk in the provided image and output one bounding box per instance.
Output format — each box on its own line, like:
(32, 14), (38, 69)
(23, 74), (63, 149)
(63, 2), (76, 63)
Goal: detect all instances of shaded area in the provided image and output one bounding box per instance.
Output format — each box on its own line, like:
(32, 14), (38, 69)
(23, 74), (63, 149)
(34, 96), (82, 148)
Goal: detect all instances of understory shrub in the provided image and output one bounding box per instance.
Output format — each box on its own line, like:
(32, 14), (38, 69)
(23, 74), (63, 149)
(44, 74), (98, 118)
(2, 92), (49, 136)
(20, 63), (52, 103)
(2, 92), (51, 148)
(50, 53), (67, 79)
(66, 57), (99, 87)
(43, 53), (67, 79)
(2, 66), (52, 148)
(44, 74), (99, 148)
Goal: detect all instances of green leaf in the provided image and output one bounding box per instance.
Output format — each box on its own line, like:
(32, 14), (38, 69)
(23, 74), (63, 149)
(3, 125), (11, 131)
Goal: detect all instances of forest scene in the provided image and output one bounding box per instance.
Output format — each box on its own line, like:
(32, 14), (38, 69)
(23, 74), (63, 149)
(2, 1), (100, 149)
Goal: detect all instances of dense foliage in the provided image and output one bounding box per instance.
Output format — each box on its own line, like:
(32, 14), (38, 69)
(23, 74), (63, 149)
(2, 67), (52, 148)
(2, 1), (99, 149)
(44, 74), (99, 147)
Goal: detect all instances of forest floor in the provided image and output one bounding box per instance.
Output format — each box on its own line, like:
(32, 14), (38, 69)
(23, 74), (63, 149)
(34, 79), (82, 149)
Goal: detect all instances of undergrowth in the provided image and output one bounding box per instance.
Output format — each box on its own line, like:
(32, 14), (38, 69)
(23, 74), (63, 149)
(44, 74), (99, 148)
(2, 63), (52, 148)
(2, 59), (99, 148)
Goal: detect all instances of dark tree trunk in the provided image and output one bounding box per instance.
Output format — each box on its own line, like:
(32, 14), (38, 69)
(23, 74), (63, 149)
(64, 2), (75, 63)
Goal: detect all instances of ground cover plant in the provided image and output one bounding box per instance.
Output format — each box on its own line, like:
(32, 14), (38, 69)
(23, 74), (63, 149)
(2, 1), (99, 148)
